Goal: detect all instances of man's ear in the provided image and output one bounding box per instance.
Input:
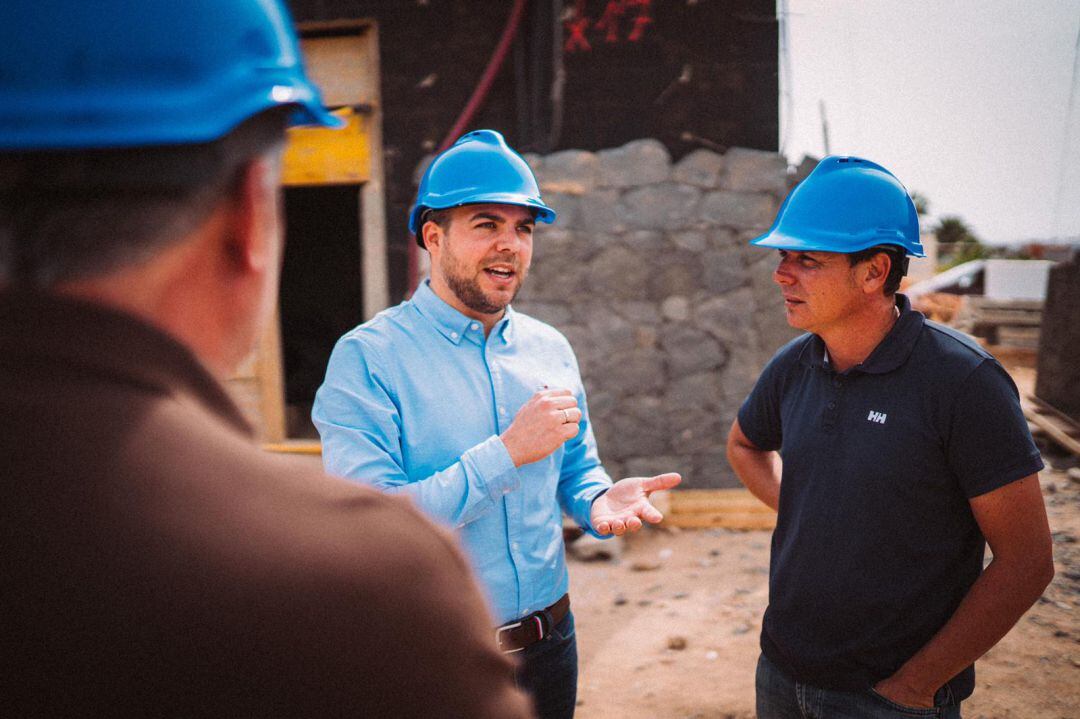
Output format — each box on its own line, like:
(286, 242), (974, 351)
(861, 251), (890, 293)
(421, 220), (443, 254)
(224, 156), (279, 273)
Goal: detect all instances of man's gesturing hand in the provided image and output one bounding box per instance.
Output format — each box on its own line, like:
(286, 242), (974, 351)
(591, 473), (682, 536)
(500, 389), (582, 467)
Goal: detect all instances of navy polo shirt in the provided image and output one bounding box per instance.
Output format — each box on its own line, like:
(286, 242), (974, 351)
(738, 294), (1043, 700)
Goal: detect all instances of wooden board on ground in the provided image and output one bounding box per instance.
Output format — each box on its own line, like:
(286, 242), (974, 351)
(263, 440), (323, 455)
(1025, 394), (1080, 457)
(659, 488), (776, 530)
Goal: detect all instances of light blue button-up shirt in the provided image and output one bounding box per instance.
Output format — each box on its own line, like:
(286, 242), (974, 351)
(312, 281), (612, 624)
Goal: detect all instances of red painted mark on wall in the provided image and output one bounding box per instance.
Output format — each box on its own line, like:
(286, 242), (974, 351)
(564, 0), (653, 53)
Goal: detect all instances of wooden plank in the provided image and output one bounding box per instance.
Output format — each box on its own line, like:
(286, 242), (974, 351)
(667, 512), (777, 531)
(666, 488), (777, 530)
(263, 440), (323, 455)
(254, 308), (287, 443)
(282, 107), (371, 186)
(1025, 395), (1080, 456)
(671, 489), (774, 513)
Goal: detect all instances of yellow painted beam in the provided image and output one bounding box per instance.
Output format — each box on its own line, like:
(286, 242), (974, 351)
(282, 107), (371, 186)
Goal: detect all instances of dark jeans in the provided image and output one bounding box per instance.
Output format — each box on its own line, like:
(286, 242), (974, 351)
(756, 653), (962, 719)
(513, 610), (578, 719)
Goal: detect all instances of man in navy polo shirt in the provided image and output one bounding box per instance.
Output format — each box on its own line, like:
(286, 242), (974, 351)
(727, 156), (1053, 718)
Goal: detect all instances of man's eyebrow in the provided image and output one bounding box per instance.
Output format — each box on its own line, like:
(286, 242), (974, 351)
(468, 211), (534, 225)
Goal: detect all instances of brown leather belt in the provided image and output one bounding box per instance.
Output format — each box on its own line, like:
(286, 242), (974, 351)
(495, 594), (570, 654)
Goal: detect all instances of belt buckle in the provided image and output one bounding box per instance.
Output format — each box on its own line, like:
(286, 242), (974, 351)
(496, 619), (525, 654)
(496, 614), (545, 654)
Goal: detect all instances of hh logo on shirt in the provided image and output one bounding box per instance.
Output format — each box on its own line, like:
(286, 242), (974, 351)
(867, 410), (888, 425)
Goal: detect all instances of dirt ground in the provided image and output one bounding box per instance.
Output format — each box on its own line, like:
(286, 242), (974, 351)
(569, 367), (1080, 719)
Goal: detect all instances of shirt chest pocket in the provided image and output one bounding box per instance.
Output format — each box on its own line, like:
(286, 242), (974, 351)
(496, 352), (580, 413)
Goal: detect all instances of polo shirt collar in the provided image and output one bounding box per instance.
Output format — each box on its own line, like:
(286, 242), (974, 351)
(800, 294), (924, 375)
(412, 279), (514, 346)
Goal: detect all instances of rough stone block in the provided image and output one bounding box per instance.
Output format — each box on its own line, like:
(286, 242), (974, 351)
(672, 419), (725, 455)
(616, 300), (662, 325)
(621, 230), (665, 253)
(516, 301), (573, 328)
(541, 191), (582, 229)
(720, 147), (789, 196)
(661, 295), (691, 322)
(665, 371), (724, 410)
(670, 230), (708, 252)
(659, 324), (727, 377)
(588, 245), (653, 300)
(597, 139), (671, 188)
(530, 227), (580, 262)
(620, 183), (702, 231)
(699, 190), (777, 230)
(606, 401), (670, 457)
(706, 227), (742, 250)
(537, 149), (598, 195)
(695, 288), (758, 345)
(578, 188), (626, 235)
(702, 247), (750, 295)
(691, 452), (741, 489)
(648, 250), (703, 299)
(625, 455), (682, 479)
(672, 148), (725, 188)
(596, 348), (666, 395)
(527, 250), (592, 303)
(584, 310), (637, 356)
(635, 325), (659, 349)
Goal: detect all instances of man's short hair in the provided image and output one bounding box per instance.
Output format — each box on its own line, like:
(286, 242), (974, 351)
(847, 245), (908, 295)
(0, 109), (289, 286)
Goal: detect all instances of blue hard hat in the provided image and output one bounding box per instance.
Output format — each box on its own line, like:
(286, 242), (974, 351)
(751, 156), (925, 257)
(409, 130), (556, 236)
(0, 0), (343, 151)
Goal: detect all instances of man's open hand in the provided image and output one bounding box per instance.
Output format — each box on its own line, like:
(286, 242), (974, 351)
(591, 473), (682, 536)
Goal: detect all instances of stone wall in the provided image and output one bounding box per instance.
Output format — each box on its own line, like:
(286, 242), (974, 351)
(1035, 253), (1080, 421)
(514, 140), (798, 488)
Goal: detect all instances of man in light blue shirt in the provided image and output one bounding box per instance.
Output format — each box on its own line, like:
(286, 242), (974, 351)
(313, 130), (680, 718)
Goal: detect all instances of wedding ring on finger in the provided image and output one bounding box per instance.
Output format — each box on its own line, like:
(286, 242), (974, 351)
(562, 408), (571, 424)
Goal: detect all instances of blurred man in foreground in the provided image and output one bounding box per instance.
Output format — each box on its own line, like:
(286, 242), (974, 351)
(0, 2), (529, 716)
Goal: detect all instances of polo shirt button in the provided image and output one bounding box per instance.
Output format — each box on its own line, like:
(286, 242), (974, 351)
(471, 322), (480, 331)
(450, 331), (459, 339)
(827, 402), (836, 410)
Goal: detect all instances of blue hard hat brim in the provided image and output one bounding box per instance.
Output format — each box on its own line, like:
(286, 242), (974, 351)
(751, 229), (926, 258)
(408, 196), (556, 235)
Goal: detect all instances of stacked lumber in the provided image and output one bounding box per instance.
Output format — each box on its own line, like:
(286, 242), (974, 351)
(1024, 394), (1080, 457)
(656, 488), (776, 530)
(953, 296), (1043, 350)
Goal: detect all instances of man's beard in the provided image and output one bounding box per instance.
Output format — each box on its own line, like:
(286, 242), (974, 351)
(441, 254), (525, 315)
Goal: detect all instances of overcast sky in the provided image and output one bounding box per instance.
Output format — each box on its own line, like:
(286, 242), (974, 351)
(782, 0), (1080, 245)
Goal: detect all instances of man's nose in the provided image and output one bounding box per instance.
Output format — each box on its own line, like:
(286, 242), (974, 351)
(494, 227), (521, 252)
(773, 259), (795, 286)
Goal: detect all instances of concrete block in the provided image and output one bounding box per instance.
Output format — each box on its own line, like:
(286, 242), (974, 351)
(720, 147), (789, 196)
(699, 190), (777, 230)
(597, 139), (671, 188)
(673, 148), (725, 188)
(538, 149), (598, 195)
(620, 183), (702, 231)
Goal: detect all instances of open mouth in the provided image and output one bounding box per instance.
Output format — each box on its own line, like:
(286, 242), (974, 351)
(484, 266), (516, 282)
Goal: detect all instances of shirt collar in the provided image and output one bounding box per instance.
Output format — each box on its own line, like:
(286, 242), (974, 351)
(799, 294), (924, 375)
(411, 280), (514, 346)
